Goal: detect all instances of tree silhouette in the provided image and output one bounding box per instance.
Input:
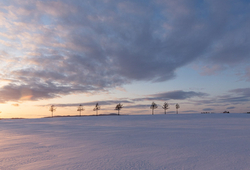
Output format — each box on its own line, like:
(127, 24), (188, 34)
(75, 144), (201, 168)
(49, 105), (56, 117)
(162, 102), (169, 114)
(93, 103), (100, 116)
(77, 104), (84, 116)
(150, 102), (158, 115)
(176, 103), (180, 114)
(115, 103), (123, 115)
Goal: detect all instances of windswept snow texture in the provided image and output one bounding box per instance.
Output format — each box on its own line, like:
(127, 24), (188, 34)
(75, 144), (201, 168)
(1, 114), (250, 170)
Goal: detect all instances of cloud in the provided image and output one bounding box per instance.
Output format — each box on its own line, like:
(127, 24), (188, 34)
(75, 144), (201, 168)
(191, 88), (250, 106)
(0, 83), (96, 103)
(229, 88), (250, 96)
(203, 108), (214, 111)
(11, 103), (19, 107)
(227, 107), (235, 110)
(135, 90), (208, 101)
(124, 104), (150, 109)
(216, 88), (250, 104)
(182, 110), (198, 113)
(0, 0), (250, 102)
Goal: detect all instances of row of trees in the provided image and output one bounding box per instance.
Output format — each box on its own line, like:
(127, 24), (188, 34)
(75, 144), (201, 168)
(49, 102), (180, 117)
(150, 102), (180, 115)
(49, 103), (122, 117)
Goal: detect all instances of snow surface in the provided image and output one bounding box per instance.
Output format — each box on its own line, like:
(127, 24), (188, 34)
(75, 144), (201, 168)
(1, 114), (250, 170)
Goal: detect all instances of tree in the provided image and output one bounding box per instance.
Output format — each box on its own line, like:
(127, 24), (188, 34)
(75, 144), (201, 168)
(49, 105), (56, 117)
(162, 102), (169, 114)
(176, 103), (180, 114)
(77, 104), (84, 116)
(150, 102), (158, 115)
(115, 103), (123, 115)
(93, 103), (100, 116)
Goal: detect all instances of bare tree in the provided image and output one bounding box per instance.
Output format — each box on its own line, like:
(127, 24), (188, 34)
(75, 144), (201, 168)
(49, 105), (56, 117)
(150, 102), (158, 115)
(176, 103), (180, 114)
(93, 103), (100, 116)
(115, 103), (123, 115)
(162, 102), (169, 114)
(77, 104), (84, 116)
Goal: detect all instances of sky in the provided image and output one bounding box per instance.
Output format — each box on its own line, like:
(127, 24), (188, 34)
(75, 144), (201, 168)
(0, 0), (250, 118)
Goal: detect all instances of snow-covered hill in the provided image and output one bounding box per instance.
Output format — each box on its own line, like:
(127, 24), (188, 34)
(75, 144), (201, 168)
(1, 114), (250, 170)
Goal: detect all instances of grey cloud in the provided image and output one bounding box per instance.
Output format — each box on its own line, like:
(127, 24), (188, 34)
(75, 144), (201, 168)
(0, 83), (96, 103)
(136, 90), (208, 101)
(183, 110), (198, 113)
(229, 88), (250, 96)
(124, 105), (150, 109)
(218, 96), (250, 104)
(227, 107), (235, 110)
(191, 88), (250, 106)
(216, 88), (250, 104)
(203, 108), (214, 111)
(0, 0), (250, 102)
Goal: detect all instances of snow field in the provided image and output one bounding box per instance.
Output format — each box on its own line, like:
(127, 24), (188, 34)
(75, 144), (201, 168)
(0, 114), (250, 170)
